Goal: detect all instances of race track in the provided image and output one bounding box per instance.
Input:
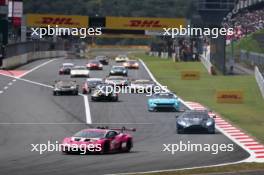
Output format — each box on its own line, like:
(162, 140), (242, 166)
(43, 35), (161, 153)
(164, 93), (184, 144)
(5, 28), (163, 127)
(0, 54), (250, 175)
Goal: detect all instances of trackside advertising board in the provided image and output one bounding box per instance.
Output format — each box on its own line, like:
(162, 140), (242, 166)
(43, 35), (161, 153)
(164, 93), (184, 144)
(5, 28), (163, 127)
(106, 17), (186, 30)
(26, 14), (89, 28)
(181, 71), (200, 80)
(216, 90), (244, 103)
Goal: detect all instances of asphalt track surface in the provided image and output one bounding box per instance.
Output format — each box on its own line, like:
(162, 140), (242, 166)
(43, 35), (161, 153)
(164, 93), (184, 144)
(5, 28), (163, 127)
(0, 55), (250, 175)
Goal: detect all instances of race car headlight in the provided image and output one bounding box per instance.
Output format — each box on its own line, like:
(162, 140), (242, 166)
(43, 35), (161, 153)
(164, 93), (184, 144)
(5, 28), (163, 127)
(71, 86), (75, 89)
(173, 101), (178, 106)
(177, 120), (188, 126)
(123, 70), (126, 73)
(110, 70), (114, 73)
(149, 100), (156, 106)
(206, 119), (214, 126)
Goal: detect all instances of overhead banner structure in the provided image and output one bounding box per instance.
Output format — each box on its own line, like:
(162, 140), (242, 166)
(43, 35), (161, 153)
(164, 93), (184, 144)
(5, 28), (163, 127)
(26, 14), (89, 28)
(106, 17), (186, 30)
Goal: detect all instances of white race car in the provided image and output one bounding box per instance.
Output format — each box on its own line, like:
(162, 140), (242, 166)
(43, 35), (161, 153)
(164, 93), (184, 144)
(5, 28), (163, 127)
(70, 66), (90, 78)
(130, 79), (156, 93)
(115, 55), (129, 62)
(105, 76), (129, 86)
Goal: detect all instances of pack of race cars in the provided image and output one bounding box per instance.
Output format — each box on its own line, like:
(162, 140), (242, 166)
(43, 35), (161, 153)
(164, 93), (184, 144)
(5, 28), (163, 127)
(56, 54), (216, 155)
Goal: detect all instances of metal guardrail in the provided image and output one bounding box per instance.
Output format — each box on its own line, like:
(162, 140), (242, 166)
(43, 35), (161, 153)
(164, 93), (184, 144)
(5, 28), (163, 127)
(240, 50), (264, 66)
(255, 66), (264, 99)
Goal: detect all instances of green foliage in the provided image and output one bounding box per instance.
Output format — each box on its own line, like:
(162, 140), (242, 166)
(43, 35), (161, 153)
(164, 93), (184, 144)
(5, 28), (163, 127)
(24, 0), (192, 17)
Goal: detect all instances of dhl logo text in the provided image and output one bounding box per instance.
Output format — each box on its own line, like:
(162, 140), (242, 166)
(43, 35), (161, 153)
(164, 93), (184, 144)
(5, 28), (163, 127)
(125, 20), (167, 28)
(37, 17), (79, 25)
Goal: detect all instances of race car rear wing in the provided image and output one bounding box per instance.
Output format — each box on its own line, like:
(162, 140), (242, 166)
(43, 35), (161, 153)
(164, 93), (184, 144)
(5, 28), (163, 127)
(96, 126), (136, 132)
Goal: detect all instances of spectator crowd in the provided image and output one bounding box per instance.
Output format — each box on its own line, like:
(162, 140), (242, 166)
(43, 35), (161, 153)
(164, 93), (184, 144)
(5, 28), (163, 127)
(223, 8), (264, 41)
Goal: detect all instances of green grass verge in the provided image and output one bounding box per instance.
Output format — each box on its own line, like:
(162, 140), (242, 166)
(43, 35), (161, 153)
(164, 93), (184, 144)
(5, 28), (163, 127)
(136, 54), (264, 143)
(128, 163), (264, 175)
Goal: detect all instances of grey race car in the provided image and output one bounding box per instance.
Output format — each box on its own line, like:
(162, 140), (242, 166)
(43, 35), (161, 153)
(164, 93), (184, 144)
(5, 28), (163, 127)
(53, 80), (79, 96)
(91, 84), (118, 102)
(176, 110), (216, 134)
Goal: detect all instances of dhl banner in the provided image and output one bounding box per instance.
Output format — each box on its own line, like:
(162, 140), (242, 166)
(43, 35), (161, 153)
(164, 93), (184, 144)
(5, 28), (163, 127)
(181, 71), (200, 80)
(26, 14), (89, 28)
(216, 90), (244, 103)
(106, 17), (186, 30)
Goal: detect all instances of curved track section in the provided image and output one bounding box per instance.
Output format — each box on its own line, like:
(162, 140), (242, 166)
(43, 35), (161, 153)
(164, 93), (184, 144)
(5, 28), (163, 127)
(0, 56), (249, 175)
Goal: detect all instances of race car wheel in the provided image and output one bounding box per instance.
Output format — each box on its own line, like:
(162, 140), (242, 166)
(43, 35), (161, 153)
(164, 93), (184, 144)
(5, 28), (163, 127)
(208, 128), (215, 134)
(148, 107), (154, 112)
(100, 142), (110, 154)
(112, 97), (118, 102)
(73, 91), (78, 95)
(120, 140), (133, 152)
(53, 91), (59, 96)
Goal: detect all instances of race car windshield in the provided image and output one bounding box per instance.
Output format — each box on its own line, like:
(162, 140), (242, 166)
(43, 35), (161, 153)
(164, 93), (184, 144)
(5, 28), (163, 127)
(74, 130), (106, 138)
(63, 65), (73, 68)
(73, 67), (86, 70)
(108, 77), (125, 80)
(184, 111), (209, 119)
(153, 93), (174, 98)
(112, 67), (125, 70)
(89, 61), (99, 64)
(128, 61), (136, 64)
(88, 80), (101, 84)
(96, 85), (112, 92)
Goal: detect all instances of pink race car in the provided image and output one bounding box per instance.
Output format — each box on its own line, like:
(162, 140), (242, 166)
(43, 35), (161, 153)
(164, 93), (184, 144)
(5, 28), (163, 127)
(61, 127), (135, 154)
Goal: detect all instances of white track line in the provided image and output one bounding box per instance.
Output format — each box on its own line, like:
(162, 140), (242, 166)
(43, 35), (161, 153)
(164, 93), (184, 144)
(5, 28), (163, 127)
(79, 94), (92, 124)
(18, 59), (57, 78)
(108, 159), (245, 175)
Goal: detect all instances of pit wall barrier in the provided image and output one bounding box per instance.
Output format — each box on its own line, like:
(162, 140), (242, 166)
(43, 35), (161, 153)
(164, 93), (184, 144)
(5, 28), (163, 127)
(2, 51), (67, 69)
